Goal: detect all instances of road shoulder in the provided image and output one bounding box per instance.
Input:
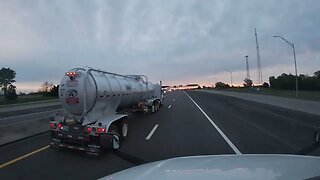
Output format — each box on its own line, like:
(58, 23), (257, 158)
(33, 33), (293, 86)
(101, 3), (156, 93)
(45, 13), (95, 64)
(199, 90), (320, 116)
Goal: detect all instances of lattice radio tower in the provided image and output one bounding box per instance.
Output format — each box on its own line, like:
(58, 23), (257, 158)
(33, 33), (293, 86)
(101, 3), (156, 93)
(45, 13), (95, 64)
(255, 28), (263, 85)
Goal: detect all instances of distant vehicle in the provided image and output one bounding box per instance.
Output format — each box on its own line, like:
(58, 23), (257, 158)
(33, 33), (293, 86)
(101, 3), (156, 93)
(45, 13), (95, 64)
(50, 67), (163, 155)
(101, 154), (320, 180)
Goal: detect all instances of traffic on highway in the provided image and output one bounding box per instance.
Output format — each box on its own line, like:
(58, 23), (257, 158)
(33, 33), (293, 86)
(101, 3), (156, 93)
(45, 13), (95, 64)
(1, 89), (320, 179)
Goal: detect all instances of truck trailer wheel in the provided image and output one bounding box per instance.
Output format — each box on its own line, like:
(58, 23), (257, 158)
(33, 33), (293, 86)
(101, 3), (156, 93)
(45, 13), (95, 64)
(120, 120), (128, 140)
(105, 124), (120, 151)
(151, 105), (155, 113)
(152, 101), (160, 112)
(155, 101), (160, 111)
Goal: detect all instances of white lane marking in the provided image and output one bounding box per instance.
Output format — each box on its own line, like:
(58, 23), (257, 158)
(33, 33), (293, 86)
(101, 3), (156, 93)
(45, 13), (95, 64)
(146, 124), (159, 140)
(0, 109), (60, 121)
(168, 105), (172, 109)
(184, 91), (242, 155)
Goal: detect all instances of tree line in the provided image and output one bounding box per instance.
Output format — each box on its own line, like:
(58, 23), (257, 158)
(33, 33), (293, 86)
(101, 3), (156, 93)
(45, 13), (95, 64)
(0, 67), (58, 100)
(269, 70), (320, 90)
(0, 67), (18, 100)
(38, 82), (59, 97)
(214, 70), (320, 90)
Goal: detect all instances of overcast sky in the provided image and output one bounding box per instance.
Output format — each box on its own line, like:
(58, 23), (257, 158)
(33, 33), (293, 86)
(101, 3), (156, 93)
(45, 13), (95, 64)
(0, 0), (319, 92)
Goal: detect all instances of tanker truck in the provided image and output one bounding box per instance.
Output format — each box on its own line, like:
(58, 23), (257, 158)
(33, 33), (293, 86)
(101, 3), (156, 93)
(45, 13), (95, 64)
(50, 67), (163, 155)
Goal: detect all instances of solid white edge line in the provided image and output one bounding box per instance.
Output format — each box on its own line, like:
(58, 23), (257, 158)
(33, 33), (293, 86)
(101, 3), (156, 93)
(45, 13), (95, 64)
(184, 91), (242, 155)
(146, 124), (159, 140)
(0, 109), (60, 121)
(168, 105), (172, 109)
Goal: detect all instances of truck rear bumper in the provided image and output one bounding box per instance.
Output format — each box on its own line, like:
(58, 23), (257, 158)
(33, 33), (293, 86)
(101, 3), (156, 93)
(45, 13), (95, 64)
(50, 138), (100, 155)
(50, 131), (101, 155)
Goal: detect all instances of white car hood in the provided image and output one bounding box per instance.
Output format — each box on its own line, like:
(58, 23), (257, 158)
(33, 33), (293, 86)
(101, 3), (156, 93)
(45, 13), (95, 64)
(101, 154), (320, 180)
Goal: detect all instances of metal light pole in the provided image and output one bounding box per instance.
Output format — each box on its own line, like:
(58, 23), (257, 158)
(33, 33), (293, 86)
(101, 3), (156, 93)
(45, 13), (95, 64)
(273, 35), (298, 97)
(244, 55), (250, 80)
(225, 69), (233, 86)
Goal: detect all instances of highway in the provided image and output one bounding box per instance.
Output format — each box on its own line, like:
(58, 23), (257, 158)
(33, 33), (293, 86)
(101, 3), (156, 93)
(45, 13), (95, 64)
(1, 90), (320, 179)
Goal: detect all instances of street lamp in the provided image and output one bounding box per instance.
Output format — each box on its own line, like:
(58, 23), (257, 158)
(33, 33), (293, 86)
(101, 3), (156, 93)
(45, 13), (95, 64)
(225, 69), (233, 86)
(273, 35), (298, 97)
(244, 55), (250, 80)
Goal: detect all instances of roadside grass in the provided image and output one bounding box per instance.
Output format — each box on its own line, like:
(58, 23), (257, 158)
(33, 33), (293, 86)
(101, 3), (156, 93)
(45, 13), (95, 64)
(212, 87), (320, 101)
(0, 95), (58, 105)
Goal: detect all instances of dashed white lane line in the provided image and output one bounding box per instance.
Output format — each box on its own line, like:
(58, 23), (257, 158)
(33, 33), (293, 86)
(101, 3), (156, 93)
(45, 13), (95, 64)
(146, 124), (159, 140)
(184, 91), (242, 155)
(168, 105), (172, 109)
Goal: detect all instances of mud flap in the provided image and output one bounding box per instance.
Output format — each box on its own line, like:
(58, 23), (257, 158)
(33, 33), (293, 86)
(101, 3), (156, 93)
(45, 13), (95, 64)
(100, 133), (113, 149)
(100, 133), (120, 150)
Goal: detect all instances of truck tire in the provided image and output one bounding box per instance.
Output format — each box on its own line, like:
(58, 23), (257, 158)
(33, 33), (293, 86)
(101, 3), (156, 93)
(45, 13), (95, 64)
(153, 101), (160, 112)
(120, 120), (128, 140)
(155, 101), (160, 111)
(106, 124), (120, 151)
(151, 105), (155, 113)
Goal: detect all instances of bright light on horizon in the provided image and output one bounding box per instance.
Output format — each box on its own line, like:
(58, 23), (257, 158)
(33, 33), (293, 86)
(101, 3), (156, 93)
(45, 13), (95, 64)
(12, 62), (319, 93)
(14, 82), (59, 93)
(14, 82), (42, 93)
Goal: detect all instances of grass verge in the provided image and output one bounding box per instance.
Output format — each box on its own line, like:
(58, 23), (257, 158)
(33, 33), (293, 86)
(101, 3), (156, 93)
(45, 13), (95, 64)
(0, 95), (58, 105)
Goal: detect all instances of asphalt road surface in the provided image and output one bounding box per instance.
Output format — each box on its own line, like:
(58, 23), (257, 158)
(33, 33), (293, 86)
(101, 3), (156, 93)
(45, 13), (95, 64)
(1, 90), (320, 179)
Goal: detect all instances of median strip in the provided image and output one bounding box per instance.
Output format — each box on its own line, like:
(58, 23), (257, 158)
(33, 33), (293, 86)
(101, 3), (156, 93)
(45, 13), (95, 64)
(0, 117), (47, 127)
(0, 109), (60, 121)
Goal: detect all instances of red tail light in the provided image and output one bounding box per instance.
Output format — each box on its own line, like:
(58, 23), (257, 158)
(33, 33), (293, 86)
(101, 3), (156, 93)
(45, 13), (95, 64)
(50, 123), (55, 128)
(97, 128), (106, 133)
(58, 123), (62, 128)
(66, 72), (77, 76)
(66, 71), (78, 80)
(87, 127), (91, 133)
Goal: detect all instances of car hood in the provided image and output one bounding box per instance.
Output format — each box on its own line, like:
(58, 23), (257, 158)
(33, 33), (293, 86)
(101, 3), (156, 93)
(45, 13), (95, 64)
(101, 154), (320, 180)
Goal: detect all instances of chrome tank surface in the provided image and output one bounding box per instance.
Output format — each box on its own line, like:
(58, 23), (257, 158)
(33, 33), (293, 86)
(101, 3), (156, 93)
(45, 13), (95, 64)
(59, 68), (160, 124)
